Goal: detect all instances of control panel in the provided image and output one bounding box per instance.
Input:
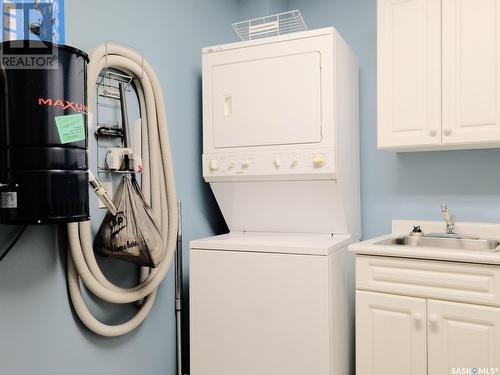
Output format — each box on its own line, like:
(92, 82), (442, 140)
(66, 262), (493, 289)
(203, 148), (336, 181)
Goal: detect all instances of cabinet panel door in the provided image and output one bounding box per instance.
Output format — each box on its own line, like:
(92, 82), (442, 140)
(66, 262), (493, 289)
(428, 300), (500, 375)
(442, 0), (500, 144)
(356, 291), (427, 375)
(377, 0), (442, 149)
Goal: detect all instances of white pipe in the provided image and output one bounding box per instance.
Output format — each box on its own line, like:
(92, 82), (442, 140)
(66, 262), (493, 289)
(67, 43), (178, 336)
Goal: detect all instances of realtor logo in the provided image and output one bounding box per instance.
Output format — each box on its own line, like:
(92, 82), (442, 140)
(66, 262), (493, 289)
(1, 1), (64, 69)
(0, 39), (58, 69)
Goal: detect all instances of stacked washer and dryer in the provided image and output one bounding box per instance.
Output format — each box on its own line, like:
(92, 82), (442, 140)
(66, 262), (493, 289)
(190, 27), (359, 375)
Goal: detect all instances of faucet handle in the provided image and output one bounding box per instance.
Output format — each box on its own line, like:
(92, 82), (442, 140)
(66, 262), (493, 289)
(441, 205), (456, 234)
(441, 205), (453, 221)
(412, 225), (422, 233)
(410, 225), (424, 237)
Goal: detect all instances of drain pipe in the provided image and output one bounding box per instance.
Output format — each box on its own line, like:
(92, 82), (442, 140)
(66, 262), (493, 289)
(175, 201), (185, 375)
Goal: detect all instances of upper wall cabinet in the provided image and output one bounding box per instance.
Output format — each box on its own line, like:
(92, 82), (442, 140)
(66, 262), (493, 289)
(378, 0), (442, 150)
(378, 0), (500, 151)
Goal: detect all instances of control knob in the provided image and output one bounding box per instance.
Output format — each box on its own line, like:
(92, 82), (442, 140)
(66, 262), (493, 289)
(208, 159), (219, 171)
(312, 154), (326, 168)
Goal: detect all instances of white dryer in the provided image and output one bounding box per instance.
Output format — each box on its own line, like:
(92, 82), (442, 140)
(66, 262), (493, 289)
(191, 27), (359, 375)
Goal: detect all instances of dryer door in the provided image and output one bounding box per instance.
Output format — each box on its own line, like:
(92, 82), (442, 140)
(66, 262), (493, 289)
(212, 52), (322, 148)
(203, 32), (333, 151)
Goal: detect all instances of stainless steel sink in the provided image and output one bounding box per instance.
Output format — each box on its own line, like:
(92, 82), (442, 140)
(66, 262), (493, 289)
(375, 235), (500, 251)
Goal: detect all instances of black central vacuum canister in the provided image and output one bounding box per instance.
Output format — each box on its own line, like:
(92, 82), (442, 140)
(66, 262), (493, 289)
(0, 40), (89, 224)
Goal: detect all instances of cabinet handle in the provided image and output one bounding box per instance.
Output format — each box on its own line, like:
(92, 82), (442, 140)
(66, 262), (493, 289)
(429, 314), (439, 325)
(412, 312), (422, 322)
(443, 129), (452, 136)
(429, 129), (437, 137)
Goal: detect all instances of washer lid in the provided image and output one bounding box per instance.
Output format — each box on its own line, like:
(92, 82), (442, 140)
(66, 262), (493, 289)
(190, 231), (351, 256)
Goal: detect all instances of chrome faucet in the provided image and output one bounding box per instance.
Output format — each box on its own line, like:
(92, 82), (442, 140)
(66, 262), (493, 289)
(424, 206), (478, 240)
(441, 206), (455, 234)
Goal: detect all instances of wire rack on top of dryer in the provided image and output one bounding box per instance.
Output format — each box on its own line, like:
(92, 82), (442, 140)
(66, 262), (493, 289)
(232, 10), (307, 41)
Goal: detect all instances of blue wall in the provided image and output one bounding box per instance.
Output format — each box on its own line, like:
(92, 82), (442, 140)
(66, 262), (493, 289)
(0, 1), (236, 374)
(238, 0), (288, 19)
(288, 0), (500, 239)
(3, 1), (500, 375)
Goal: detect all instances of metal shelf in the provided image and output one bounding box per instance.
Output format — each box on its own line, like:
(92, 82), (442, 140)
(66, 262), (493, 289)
(232, 10), (307, 41)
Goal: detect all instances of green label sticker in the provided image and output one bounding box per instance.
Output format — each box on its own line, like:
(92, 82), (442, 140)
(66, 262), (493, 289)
(55, 114), (86, 144)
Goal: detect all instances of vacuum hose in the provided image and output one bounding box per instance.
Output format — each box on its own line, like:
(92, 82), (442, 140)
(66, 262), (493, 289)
(67, 43), (178, 336)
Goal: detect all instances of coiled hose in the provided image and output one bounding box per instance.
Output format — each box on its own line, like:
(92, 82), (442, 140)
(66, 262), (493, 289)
(67, 43), (178, 337)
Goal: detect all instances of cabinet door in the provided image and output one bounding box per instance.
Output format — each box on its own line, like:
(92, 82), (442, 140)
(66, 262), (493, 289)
(377, 0), (442, 149)
(428, 300), (500, 375)
(442, 0), (500, 145)
(356, 291), (427, 375)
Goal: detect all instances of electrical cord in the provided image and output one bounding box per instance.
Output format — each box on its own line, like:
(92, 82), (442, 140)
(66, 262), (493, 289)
(0, 225), (27, 263)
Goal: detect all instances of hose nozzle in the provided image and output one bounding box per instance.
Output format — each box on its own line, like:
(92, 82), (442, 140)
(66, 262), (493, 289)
(88, 171), (118, 216)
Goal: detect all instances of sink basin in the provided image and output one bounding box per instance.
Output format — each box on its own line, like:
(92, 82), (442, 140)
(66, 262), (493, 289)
(375, 235), (500, 251)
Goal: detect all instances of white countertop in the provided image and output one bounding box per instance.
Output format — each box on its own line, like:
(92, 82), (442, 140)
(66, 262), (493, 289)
(350, 220), (500, 265)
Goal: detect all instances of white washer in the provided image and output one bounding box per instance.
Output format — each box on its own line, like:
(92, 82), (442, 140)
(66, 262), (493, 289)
(190, 232), (354, 375)
(191, 27), (359, 375)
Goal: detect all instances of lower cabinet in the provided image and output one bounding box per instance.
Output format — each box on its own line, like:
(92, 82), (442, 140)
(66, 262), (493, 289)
(428, 300), (500, 375)
(357, 291), (500, 375)
(356, 291), (427, 375)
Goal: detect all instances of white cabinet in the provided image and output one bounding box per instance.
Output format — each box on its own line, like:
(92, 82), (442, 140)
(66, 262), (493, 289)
(441, 0), (500, 145)
(356, 291), (427, 375)
(377, 0), (442, 149)
(428, 300), (500, 375)
(378, 0), (500, 150)
(356, 256), (500, 375)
